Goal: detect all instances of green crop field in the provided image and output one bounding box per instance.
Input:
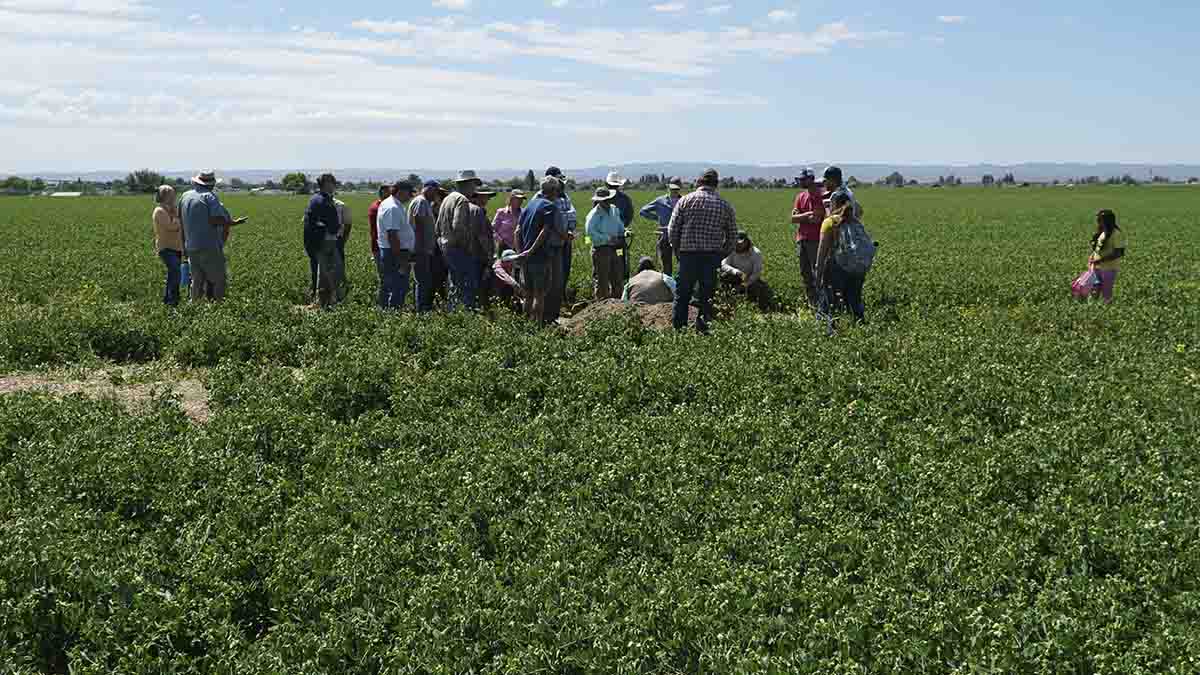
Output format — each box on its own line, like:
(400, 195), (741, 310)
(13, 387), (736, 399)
(0, 186), (1198, 673)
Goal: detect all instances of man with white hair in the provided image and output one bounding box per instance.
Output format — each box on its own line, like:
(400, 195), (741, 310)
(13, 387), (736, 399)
(179, 170), (244, 301)
(436, 170), (484, 311)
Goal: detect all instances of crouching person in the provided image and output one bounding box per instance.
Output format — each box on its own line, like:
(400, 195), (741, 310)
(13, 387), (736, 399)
(623, 256), (676, 304)
(719, 231), (771, 310)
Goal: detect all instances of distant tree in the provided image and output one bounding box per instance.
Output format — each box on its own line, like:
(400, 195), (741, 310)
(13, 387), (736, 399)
(30, 178), (46, 193)
(907, 179), (919, 186)
(1000, 172), (1016, 185)
(525, 170), (536, 192)
(0, 176), (30, 192)
(1189, 177), (1199, 184)
(720, 176), (738, 189)
(1151, 175), (1170, 184)
(342, 182), (357, 192)
(264, 180), (277, 190)
(847, 176), (860, 188)
(229, 177), (246, 189)
(885, 171), (905, 188)
(125, 169), (167, 194)
(1120, 174), (1139, 186)
(981, 174), (995, 187)
(407, 173), (422, 188)
(281, 172), (309, 193)
(174, 177), (187, 187)
(638, 173), (660, 187)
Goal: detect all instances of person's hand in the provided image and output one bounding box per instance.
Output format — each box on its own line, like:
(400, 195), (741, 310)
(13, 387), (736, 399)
(566, 231), (576, 241)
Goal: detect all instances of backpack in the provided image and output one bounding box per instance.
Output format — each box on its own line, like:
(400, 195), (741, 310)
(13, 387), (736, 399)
(833, 218), (876, 275)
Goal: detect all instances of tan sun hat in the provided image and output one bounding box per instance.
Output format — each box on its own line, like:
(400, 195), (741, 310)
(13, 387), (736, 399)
(605, 171), (630, 188)
(191, 170), (217, 187)
(592, 187), (618, 202)
(455, 169), (483, 184)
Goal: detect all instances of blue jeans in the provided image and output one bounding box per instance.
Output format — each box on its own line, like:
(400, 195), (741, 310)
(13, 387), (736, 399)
(830, 263), (867, 321)
(444, 247), (482, 312)
(378, 248), (410, 310)
(673, 251), (722, 332)
(159, 249), (181, 306)
(412, 252), (434, 313)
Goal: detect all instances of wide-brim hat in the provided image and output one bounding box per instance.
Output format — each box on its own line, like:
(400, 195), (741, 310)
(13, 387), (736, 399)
(795, 168), (816, 181)
(455, 169), (483, 184)
(605, 171), (629, 188)
(475, 188), (498, 197)
(592, 187), (618, 202)
(667, 177), (683, 190)
(509, 190), (528, 200)
(192, 171), (217, 187)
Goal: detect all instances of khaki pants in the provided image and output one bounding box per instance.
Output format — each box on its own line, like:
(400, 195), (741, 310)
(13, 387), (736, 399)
(592, 246), (624, 300)
(188, 248), (227, 301)
(796, 239), (820, 307)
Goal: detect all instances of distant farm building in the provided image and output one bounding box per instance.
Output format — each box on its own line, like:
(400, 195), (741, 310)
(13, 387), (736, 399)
(50, 192), (83, 198)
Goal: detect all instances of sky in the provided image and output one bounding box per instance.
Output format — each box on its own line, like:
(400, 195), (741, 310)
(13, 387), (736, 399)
(2, 0), (1199, 173)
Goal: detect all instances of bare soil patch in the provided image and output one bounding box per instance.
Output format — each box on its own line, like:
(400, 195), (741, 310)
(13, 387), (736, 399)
(0, 369), (211, 423)
(558, 300), (699, 336)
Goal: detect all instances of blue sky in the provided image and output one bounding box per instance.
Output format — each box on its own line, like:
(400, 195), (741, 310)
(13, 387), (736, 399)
(2, 0), (1198, 172)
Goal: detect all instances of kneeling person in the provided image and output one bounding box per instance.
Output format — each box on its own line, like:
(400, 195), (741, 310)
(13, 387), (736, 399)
(623, 256), (676, 304)
(720, 231), (771, 310)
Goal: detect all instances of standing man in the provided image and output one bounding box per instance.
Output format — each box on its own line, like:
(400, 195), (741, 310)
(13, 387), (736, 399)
(639, 177), (683, 276)
(436, 170), (483, 311)
(584, 187), (627, 300)
(375, 180), (415, 310)
(667, 168), (736, 332)
(304, 173), (343, 309)
(408, 180), (440, 313)
(791, 169), (825, 307)
(334, 193), (352, 301)
(515, 176), (564, 323)
(180, 170), (244, 302)
(605, 171), (635, 279)
(822, 166), (863, 218)
(368, 184), (390, 307)
(544, 167), (576, 322)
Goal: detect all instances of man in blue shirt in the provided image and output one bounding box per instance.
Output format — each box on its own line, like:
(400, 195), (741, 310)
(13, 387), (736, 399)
(516, 176), (564, 323)
(304, 173), (342, 308)
(543, 166), (576, 322)
(639, 177), (682, 276)
(179, 170), (244, 301)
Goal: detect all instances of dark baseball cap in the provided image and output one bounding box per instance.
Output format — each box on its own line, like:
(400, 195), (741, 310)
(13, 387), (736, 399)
(423, 179), (441, 189)
(699, 168), (719, 185)
(545, 166), (564, 177)
(736, 230), (750, 242)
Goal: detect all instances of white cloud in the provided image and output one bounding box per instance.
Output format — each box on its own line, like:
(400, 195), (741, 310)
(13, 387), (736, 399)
(187, 13), (203, 23)
(703, 4), (731, 14)
(549, 0), (569, 6)
(937, 15), (966, 24)
(432, 0), (470, 9)
(767, 9), (796, 22)
(0, 0), (152, 16)
(652, 2), (685, 11)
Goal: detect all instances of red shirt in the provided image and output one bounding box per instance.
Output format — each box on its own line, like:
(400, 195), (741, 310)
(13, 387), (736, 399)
(793, 188), (825, 242)
(367, 199), (382, 257)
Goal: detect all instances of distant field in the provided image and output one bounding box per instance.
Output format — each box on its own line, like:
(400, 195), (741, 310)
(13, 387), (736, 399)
(1, 186), (1198, 672)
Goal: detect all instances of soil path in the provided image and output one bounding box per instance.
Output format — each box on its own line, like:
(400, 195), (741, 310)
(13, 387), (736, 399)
(0, 370), (211, 423)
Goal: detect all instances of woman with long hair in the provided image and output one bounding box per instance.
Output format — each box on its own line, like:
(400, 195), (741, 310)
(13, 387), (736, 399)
(814, 191), (871, 321)
(152, 185), (183, 306)
(1088, 209), (1125, 303)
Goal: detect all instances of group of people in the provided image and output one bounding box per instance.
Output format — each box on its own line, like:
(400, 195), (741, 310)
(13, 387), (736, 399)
(149, 164), (1126, 327)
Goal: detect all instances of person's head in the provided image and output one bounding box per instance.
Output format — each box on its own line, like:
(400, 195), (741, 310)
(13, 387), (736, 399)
(698, 168), (719, 188)
(454, 170), (482, 197)
(508, 190), (527, 210)
(317, 173), (337, 194)
(421, 180), (440, 200)
(377, 184), (391, 200)
(605, 171), (629, 192)
(668, 177), (682, 200)
(540, 175), (561, 198)
(156, 184), (176, 206)
(191, 171), (217, 191)
(472, 190), (496, 207)
(392, 180), (414, 201)
(545, 166), (566, 183)
(735, 230), (751, 253)
(1096, 209), (1119, 235)
(823, 166), (844, 192)
(830, 191), (853, 221)
(592, 187), (616, 206)
(637, 256), (656, 274)
(797, 168), (817, 190)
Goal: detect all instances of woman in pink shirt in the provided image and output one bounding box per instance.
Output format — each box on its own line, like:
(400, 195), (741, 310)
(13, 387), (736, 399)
(491, 190), (526, 256)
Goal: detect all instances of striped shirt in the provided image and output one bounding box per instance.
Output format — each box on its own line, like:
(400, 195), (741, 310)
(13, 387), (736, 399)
(667, 187), (736, 254)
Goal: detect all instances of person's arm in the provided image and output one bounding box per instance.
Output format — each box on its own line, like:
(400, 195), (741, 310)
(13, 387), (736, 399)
(342, 206), (352, 241)
(639, 200), (658, 221)
(667, 200), (683, 252)
(520, 207), (552, 256)
(815, 225), (837, 288)
(585, 209), (603, 246)
(387, 230), (404, 251)
(746, 252), (763, 287)
(720, 254), (741, 279)
(452, 200), (471, 244)
(1094, 248), (1125, 263)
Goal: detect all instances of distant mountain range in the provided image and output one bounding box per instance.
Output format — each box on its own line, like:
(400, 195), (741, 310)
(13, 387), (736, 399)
(9, 162), (1200, 185)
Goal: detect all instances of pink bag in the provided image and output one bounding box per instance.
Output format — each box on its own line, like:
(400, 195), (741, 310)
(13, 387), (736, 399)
(1071, 268), (1099, 298)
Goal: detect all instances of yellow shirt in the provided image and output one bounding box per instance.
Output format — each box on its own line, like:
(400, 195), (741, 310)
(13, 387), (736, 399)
(153, 206), (183, 252)
(1090, 229), (1125, 271)
(820, 215), (840, 237)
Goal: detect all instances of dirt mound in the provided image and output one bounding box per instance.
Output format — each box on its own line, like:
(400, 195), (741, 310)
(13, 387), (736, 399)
(0, 370), (211, 423)
(558, 300), (698, 336)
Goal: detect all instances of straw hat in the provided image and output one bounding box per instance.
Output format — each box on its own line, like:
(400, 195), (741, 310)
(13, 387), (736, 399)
(454, 169), (483, 184)
(592, 187), (618, 202)
(191, 170), (217, 187)
(605, 171), (630, 188)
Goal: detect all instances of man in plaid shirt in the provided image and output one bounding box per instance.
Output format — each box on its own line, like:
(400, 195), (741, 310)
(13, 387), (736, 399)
(667, 168), (737, 332)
